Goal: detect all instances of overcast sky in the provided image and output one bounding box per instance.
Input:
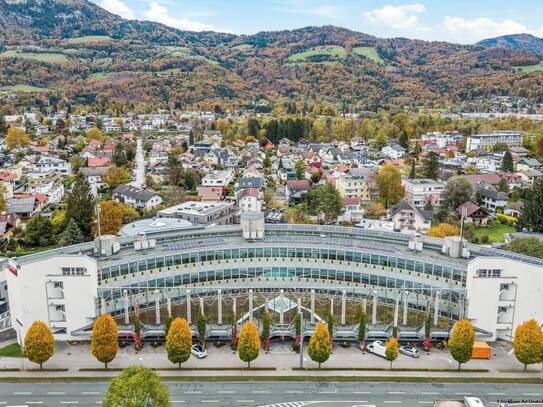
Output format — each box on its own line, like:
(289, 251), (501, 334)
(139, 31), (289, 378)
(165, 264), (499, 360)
(92, 0), (543, 44)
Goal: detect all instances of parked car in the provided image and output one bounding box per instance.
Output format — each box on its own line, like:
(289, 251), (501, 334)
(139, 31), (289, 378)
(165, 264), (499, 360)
(191, 344), (207, 359)
(366, 340), (387, 358)
(399, 345), (420, 358)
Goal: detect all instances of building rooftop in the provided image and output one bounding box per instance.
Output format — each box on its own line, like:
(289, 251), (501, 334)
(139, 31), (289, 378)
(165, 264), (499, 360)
(120, 217), (193, 237)
(158, 201), (234, 216)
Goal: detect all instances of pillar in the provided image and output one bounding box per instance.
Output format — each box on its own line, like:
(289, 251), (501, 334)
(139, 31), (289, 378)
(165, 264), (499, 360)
(372, 292), (377, 324)
(100, 298), (106, 315)
(341, 291), (346, 325)
(434, 292), (440, 326)
(199, 297), (205, 316)
(330, 297), (334, 318)
(155, 291), (160, 325)
(393, 293), (399, 328)
(124, 290), (129, 325)
(310, 290), (315, 323)
(186, 289), (191, 324)
(362, 298), (367, 315)
(248, 289), (254, 322)
(233, 297), (237, 322)
(297, 297), (301, 314)
(167, 298), (172, 318)
(279, 289), (284, 325)
(218, 290), (223, 325)
(402, 292), (408, 326)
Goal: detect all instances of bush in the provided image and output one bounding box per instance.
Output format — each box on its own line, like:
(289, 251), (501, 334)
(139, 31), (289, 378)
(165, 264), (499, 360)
(471, 237), (479, 244)
(480, 235), (489, 243)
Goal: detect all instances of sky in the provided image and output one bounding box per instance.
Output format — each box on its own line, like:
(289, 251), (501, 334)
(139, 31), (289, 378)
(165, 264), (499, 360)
(93, 0), (543, 44)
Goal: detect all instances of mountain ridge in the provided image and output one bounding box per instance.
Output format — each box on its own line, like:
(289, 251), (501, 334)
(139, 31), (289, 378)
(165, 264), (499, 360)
(477, 34), (543, 55)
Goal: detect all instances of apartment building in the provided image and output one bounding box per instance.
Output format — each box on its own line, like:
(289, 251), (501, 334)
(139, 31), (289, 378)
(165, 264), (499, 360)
(335, 168), (377, 204)
(466, 131), (523, 152)
(402, 178), (444, 208)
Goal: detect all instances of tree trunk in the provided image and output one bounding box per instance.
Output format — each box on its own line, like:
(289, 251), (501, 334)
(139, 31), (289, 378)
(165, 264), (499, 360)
(105, 361), (108, 369)
(524, 364), (527, 371)
(179, 362), (181, 368)
(390, 361), (392, 369)
(319, 362), (321, 368)
(40, 362), (43, 370)
(248, 361), (250, 368)
(458, 362), (461, 371)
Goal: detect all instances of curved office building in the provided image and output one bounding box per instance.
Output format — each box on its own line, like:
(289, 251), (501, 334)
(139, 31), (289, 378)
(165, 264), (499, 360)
(4, 212), (543, 343)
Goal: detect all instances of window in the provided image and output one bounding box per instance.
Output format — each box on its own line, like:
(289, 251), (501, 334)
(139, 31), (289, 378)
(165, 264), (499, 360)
(61, 267), (87, 276)
(477, 269), (501, 278)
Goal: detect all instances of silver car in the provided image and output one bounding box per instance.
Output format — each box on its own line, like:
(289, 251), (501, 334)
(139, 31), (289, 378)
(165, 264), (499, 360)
(191, 344), (208, 359)
(399, 345), (420, 358)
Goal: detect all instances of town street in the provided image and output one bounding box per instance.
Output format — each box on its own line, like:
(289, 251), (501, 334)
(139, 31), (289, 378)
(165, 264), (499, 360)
(131, 138), (145, 188)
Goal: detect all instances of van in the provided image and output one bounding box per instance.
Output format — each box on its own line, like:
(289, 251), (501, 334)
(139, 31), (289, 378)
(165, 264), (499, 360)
(367, 340), (387, 358)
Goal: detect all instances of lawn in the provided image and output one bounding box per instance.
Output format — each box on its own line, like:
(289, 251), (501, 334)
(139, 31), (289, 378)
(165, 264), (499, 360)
(1, 84), (49, 93)
(0, 343), (22, 358)
(473, 222), (515, 243)
(513, 62), (543, 73)
(66, 35), (112, 44)
(352, 47), (384, 64)
(287, 45), (348, 62)
(0, 50), (68, 63)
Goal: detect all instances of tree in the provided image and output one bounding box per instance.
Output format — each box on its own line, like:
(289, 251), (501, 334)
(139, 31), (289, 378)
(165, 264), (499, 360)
(443, 176), (473, 210)
(421, 152), (440, 180)
(325, 312), (334, 344)
(91, 314), (118, 368)
(303, 183), (343, 223)
(0, 183), (6, 214)
(513, 319), (543, 370)
(261, 310), (271, 353)
(112, 143), (128, 167)
(357, 309), (367, 347)
(86, 127), (104, 142)
(97, 201), (124, 236)
(376, 164), (404, 209)
(385, 337), (399, 368)
(409, 159), (417, 179)
(197, 312), (207, 346)
(102, 366), (170, 407)
(307, 322), (332, 368)
(365, 202), (385, 219)
(166, 317), (192, 367)
(501, 150), (514, 173)
(64, 173), (95, 237)
(103, 166), (131, 190)
(6, 127), (30, 150)
(295, 160), (305, 180)
(496, 177), (509, 193)
(59, 218), (85, 246)
(167, 154), (183, 187)
(238, 321), (260, 368)
(448, 320), (475, 370)
(24, 320), (54, 369)
(24, 215), (54, 247)
(428, 223), (460, 238)
(518, 180), (543, 233)
(505, 237), (543, 259)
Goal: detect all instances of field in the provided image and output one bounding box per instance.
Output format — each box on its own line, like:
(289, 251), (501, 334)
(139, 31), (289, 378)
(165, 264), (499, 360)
(513, 62), (543, 73)
(352, 47), (384, 64)
(473, 222), (515, 243)
(1, 84), (49, 92)
(232, 44), (253, 50)
(0, 50), (68, 63)
(0, 343), (22, 357)
(287, 45), (349, 62)
(66, 35), (112, 44)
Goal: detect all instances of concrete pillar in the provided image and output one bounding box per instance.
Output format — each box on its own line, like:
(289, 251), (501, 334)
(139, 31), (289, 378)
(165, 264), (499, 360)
(372, 292), (377, 324)
(402, 292), (408, 326)
(199, 297), (205, 316)
(217, 290), (223, 325)
(310, 290), (315, 323)
(167, 298), (172, 318)
(100, 298), (106, 315)
(362, 298), (367, 315)
(155, 291), (160, 325)
(393, 293), (399, 328)
(341, 291), (346, 325)
(233, 297), (237, 322)
(330, 297), (334, 318)
(248, 289), (254, 322)
(279, 289), (284, 325)
(124, 290), (129, 325)
(186, 289), (191, 324)
(434, 293), (440, 326)
(297, 297), (301, 314)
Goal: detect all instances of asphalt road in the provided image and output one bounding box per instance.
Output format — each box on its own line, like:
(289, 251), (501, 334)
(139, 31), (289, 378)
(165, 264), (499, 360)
(0, 382), (542, 407)
(131, 138), (145, 188)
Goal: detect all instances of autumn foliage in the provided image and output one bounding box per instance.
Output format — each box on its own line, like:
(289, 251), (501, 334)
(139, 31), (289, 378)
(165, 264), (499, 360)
(24, 320), (54, 369)
(448, 319), (475, 370)
(307, 322), (332, 368)
(237, 321), (260, 368)
(166, 317), (192, 367)
(91, 314), (119, 368)
(428, 223), (460, 238)
(513, 319), (543, 370)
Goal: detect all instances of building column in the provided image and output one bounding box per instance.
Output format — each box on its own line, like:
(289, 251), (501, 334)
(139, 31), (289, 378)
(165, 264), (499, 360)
(297, 297), (301, 314)
(310, 290), (315, 323)
(393, 293), (399, 328)
(362, 298), (367, 315)
(186, 289), (191, 325)
(100, 298), (106, 315)
(372, 291), (377, 325)
(217, 290), (223, 325)
(124, 290), (129, 325)
(233, 297), (237, 322)
(330, 297), (334, 318)
(279, 289), (285, 325)
(199, 297), (205, 316)
(248, 289), (254, 322)
(167, 298), (172, 318)
(155, 290), (160, 325)
(341, 290), (346, 325)
(434, 292), (440, 326)
(402, 292), (408, 326)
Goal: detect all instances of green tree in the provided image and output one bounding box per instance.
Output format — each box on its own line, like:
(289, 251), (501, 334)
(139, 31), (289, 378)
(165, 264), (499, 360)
(357, 309), (367, 347)
(64, 173), (95, 237)
(448, 320), (475, 370)
(421, 152), (440, 180)
(497, 177), (509, 193)
(24, 215), (54, 247)
(501, 150), (514, 172)
(443, 176), (473, 210)
(505, 237), (543, 259)
(102, 366), (170, 407)
(307, 322), (332, 368)
(303, 183), (343, 223)
(58, 218), (85, 246)
(513, 319), (543, 370)
(261, 310), (271, 353)
(166, 318), (192, 368)
(24, 320), (54, 369)
(167, 154), (183, 187)
(376, 164), (404, 209)
(238, 321), (260, 368)
(86, 127), (104, 142)
(385, 337), (399, 368)
(518, 180), (543, 233)
(112, 143), (128, 167)
(91, 314), (118, 368)
(325, 312), (334, 342)
(103, 166), (131, 190)
(295, 160), (305, 180)
(197, 312), (207, 346)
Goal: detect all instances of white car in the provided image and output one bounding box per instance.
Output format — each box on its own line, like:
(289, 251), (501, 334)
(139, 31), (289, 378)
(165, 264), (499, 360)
(366, 340), (387, 358)
(191, 344), (207, 359)
(399, 345), (420, 358)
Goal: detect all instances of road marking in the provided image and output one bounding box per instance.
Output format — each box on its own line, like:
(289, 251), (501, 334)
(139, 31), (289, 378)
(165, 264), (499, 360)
(524, 393), (542, 396)
(489, 393), (506, 395)
(319, 391), (337, 394)
(218, 391), (235, 394)
(82, 392), (100, 395)
(47, 392), (65, 395)
(384, 401), (402, 404)
(200, 400), (219, 403)
(389, 392), (405, 395)
(421, 392), (439, 395)
(236, 401), (255, 403)
(455, 393), (472, 396)
(60, 402), (79, 404)
(286, 391), (303, 394)
(14, 393), (31, 395)
(353, 392), (372, 394)
(184, 391), (202, 394)
(252, 391), (270, 393)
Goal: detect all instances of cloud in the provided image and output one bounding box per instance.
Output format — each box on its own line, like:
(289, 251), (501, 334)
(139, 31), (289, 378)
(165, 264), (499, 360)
(143, 2), (215, 31)
(442, 16), (533, 42)
(364, 4), (426, 30)
(99, 0), (135, 20)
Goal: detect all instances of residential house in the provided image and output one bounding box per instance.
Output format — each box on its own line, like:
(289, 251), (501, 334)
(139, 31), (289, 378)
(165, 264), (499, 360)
(388, 200), (433, 233)
(476, 183), (508, 214)
(455, 201), (488, 226)
(285, 180), (310, 204)
(402, 179), (444, 208)
(382, 144), (406, 159)
(113, 185), (163, 210)
(157, 201), (235, 225)
(335, 168), (377, 204)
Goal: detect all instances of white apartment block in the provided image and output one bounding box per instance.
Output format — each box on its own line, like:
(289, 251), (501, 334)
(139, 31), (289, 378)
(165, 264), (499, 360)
(466, 131), (523, 152)
(402, 178), (444, 207)
(201, 170), (235, 187)
(335, 168), (376, 204)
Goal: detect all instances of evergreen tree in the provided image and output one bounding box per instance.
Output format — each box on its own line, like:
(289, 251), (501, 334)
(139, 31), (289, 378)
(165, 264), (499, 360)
(24, 320), (54, 369)
(497, 177), (509, 193)
(501, 150), (514, 173)
(197, 312), (207, 346)
(261, 311), (271, 353)
(421, 152), (440, 180)
(409, 159), (417, 179)
(357, 309), (367, 347)
(24, 215), (54, 247)
(64, 173), (95, 238)
(112, 143), (127, 167)
(59, 218), (85, 246)
(518, 180), (543, 232)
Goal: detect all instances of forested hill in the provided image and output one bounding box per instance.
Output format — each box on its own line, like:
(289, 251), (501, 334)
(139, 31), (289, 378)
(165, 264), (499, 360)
(1, 0), (543, 110)
(477, 34), (543, 55)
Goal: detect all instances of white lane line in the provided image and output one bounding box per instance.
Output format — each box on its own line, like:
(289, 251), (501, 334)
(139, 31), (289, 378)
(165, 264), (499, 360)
(319, 391), (337, 394)
(384, 401), (402, 404)
(82, 392), (100, 395)
(286, 391), (303, 394)
(184, 391), (202, 394)
(14, 392), (32, 395)
(524, 393), (542, 396)
(354, 391), (372, 394)
(421, 392), (439, 395)
(389, 392), (405, 395)
(455, 393), (472, 396)
(200, 400), (219, 403)
(236, 401), (255, 403)
(47, 392), (65, 395)
(218, 391), (235, 394)
(60, 402), (79, 404)
(489, 393), (506, 395)
(252, 391), (270, 394)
